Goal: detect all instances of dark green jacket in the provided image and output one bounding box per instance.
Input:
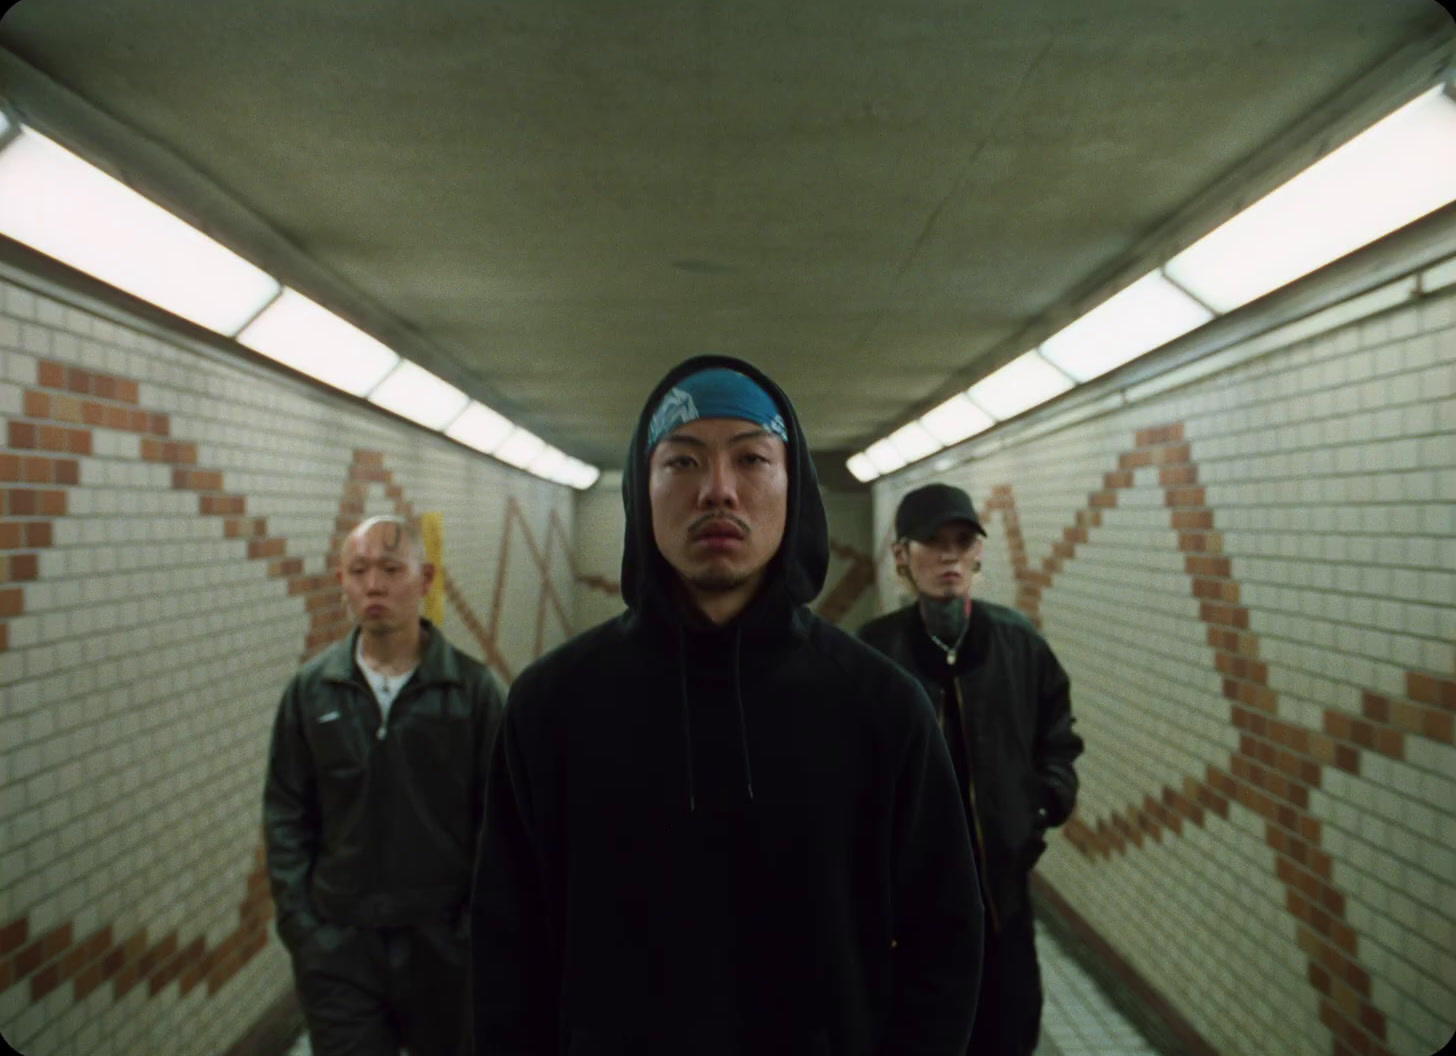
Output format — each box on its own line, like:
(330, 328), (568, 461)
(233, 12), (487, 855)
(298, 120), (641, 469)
(859, 599), (1082, 928)
(263, 619), (505, 950)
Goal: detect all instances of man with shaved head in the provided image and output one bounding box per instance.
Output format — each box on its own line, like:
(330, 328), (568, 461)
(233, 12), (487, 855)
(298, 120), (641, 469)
(264, 515), (505, 1056)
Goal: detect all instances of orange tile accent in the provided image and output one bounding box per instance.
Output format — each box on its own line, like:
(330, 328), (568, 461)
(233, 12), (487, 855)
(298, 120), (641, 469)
(22, 391), (49, 418)
(1159, 464), (1198, 486)
(1407, 672), (1456, 712)
(1103, 469), (1134, 489)
(36, 361), (65, 388)
(971, 421), (1456, 1056)
(0, 921), (23, 958)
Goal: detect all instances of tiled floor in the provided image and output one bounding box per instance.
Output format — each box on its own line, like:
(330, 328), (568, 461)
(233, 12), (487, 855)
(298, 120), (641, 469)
(286, 922), (1158, 1055)
(1035, 920), (1161, 1056)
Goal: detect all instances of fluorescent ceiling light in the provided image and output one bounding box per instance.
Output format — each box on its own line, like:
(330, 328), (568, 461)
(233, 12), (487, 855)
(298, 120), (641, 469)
(887, 421), (941, 463)
(1165, 85), (1456, 313)
(560, 458), (601, 490)
(367, 360), (470, 430)
(966, 351), (1074, 420)
(1040, 271), (1215, 382)
(237, 288), (399, 396)
(0, 130), (280, 335)
(446, 401), (514, 455)
(527, 445), (567, 480)
(919, 393), (996, 445)
(494, 427), (546, 469)
(846, 453), (880, 483)
(864, 438), (907, 475)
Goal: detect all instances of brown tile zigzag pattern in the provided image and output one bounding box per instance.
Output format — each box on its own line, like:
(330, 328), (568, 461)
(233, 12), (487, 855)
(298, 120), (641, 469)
(972, 424), (1455, 1056)
(0, 360), (571, 1021)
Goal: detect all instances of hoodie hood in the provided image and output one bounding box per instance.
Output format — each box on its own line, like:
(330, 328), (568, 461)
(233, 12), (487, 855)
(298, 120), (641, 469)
(620, 355), (830, 634)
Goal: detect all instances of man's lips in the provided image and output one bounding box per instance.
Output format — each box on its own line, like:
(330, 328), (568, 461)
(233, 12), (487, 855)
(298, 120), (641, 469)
(691, 519), (746, 541)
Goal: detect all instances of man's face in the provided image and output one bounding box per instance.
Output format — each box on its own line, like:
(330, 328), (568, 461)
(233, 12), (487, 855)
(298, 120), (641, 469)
(649, 416), (789, 601)
(338, 522), (434, 635)
(897, 522), (984, 601)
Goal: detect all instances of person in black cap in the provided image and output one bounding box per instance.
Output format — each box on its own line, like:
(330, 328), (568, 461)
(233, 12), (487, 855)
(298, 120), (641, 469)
(469, 357), (984, 1054)
(859, 482), (1083, 1056)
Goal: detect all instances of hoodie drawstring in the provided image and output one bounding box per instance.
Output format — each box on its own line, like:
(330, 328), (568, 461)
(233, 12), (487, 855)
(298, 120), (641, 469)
(677, 624), (697, 813)
(732, 626), (754, 802)
(676, 623), (756, 812)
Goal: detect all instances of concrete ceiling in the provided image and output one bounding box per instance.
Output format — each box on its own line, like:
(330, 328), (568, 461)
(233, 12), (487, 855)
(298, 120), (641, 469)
(0, 1), (1452, 477)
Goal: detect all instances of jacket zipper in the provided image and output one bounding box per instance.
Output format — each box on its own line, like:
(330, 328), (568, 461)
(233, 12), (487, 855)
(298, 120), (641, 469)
(953, 678), (1000, 934)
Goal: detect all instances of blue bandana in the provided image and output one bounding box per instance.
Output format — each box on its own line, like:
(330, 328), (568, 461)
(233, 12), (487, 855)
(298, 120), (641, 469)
(647, 367), (789, 449)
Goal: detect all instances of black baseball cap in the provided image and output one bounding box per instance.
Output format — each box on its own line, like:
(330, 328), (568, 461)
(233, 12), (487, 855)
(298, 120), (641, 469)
(895, 483), (985, 542)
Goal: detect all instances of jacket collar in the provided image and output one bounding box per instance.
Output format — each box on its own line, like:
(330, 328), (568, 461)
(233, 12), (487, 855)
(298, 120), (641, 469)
(909, 597), (993, 672)
(322, 618), (460, 686)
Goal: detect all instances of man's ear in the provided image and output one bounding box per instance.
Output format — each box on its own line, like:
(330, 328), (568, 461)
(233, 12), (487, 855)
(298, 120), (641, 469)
(891, 541), (910, 578)
(418, 562), (437, 592)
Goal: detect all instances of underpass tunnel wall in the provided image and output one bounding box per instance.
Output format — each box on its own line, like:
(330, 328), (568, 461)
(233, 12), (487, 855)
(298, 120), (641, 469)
(870, 269), (1456, 1055)
(0, 267), (579, 1056)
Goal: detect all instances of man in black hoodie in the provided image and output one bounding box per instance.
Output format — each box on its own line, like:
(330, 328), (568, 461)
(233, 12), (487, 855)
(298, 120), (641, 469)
(470, 356), (984, 1055)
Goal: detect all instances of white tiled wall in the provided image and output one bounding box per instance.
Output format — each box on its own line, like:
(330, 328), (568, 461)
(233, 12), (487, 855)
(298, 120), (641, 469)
(0, 273), (575, 1055)
(872, 282), (1456, 1056)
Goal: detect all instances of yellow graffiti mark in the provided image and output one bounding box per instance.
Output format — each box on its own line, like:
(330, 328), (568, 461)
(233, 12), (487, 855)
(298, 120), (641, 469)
(420, 511), (445, 625)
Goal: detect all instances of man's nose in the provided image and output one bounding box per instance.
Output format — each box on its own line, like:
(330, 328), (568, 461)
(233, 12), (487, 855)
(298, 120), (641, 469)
(364, 568), (387, 591)
(699, 457), (739, 506)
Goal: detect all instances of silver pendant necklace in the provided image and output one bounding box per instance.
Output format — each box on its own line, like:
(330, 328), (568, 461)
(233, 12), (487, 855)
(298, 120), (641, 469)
(931, 623), (966, 664)
(926, 620), (969, 665)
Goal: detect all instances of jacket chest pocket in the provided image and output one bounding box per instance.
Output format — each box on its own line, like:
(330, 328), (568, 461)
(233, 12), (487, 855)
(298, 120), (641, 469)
(308, 710), (366, 774)
(397, 708), (473, 771)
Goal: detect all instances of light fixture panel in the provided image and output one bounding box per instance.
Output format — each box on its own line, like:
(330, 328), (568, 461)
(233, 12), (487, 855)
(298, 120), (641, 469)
(918, 394), (996, 445)
(0, 130), (280, 335)
(446, 401), (515, 455)
(887, 421), (941, 463)
(1165, 86), (1456, 313)
(494, 427), (546, 469)
(1040, 271), (1214, 382)
(237, 288), (399, 396)
(367, 360), (470, 430)
(527, 445), (567, 480)
(966, 352), (1074, 420)
(561, 458), (602, 490)
(846, 453), (880, 483)
(864, 438), (907, 475)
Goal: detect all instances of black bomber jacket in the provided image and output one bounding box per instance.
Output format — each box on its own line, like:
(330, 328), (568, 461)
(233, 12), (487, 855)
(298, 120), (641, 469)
(859, 599), (1083, 928)
(263, 619), (505, 950)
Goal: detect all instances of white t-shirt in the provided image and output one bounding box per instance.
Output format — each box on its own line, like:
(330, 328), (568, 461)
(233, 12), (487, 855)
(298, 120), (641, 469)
(355, 637), (419, 729)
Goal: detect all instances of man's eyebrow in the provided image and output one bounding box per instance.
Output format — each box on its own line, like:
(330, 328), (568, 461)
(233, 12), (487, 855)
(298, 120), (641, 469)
(658, 427), (777, 448)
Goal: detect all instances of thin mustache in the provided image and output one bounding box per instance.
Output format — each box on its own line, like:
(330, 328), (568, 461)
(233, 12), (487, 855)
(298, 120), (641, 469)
(689, 514), (749, 538)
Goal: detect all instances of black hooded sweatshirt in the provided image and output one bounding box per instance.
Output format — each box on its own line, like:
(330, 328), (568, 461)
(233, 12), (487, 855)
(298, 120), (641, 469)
(470, 356), (983, 1055)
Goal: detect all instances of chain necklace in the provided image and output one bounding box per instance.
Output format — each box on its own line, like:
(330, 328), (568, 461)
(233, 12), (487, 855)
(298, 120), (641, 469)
(926, 618), (969, 665)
